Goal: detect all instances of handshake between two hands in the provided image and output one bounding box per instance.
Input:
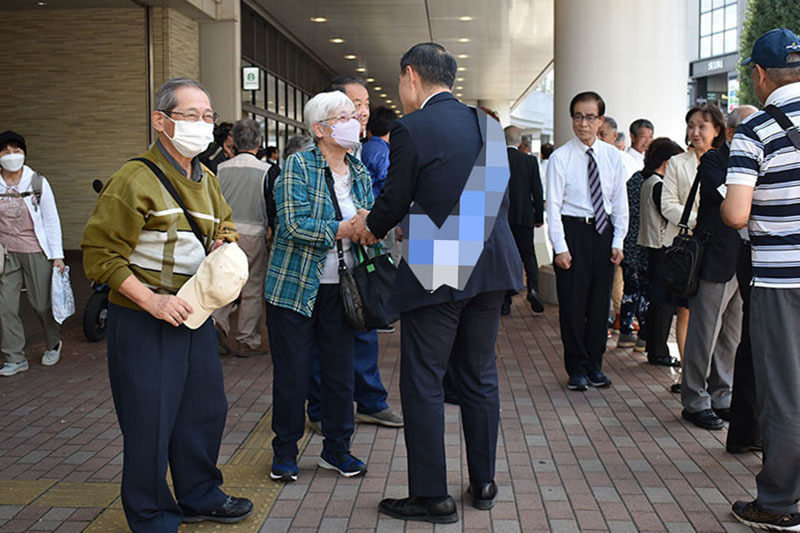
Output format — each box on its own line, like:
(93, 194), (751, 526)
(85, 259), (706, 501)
(337, 208), (378, 245)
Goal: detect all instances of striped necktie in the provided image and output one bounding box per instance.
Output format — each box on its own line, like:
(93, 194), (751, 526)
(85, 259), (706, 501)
(586, 147), (609, 234)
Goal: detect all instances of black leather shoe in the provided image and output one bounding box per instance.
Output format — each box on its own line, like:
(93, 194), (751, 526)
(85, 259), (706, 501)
(648, 355), (681, 367)
(379, 496), (458, 524)
(527, 290), (545, 313)
(182, 496), (253, 524)
(682, 408), (725, 430)
(468, 481), (497, 510)
(713, 408), (731, 421)
(670, 383), (682, 394)
(501, 300), (511, 315)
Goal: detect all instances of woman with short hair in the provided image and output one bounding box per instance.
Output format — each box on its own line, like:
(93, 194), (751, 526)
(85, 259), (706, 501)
(0, 130), (65, 377)
(265, 90), (372, 482)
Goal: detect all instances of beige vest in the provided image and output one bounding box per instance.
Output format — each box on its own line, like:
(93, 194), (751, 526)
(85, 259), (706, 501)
(638, 175), (667, 249)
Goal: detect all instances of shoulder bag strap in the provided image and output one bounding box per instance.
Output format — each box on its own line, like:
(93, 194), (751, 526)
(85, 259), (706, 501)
(764, 104), (800, 150)
(323, 167), (348, 271)
(678, 166), (702, 231)
(129, 157), (208, 253)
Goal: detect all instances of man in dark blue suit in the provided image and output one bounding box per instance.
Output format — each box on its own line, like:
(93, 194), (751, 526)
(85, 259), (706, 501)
(352, 42), (522, 524)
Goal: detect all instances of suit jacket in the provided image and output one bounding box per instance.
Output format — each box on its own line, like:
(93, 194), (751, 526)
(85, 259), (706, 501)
(507, 147), (544, 227)
(367, 92), (522, 313)
(696, 144), (739, 282)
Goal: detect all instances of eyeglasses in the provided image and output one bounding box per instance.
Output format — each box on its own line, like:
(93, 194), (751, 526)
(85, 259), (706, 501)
(572, 113), (600, 124)
(322, 113), (358, 124)
(165, 110), (219, 123)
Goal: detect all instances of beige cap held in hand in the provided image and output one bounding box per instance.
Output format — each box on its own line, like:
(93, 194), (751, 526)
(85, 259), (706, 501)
(177, 242), (249, 330)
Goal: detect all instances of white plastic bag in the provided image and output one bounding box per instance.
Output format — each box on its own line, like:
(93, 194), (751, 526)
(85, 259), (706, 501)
(51, 265), (75, 325)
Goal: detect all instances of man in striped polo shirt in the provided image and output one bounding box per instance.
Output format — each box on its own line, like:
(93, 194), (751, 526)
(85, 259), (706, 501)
(721, 28), (800, 532)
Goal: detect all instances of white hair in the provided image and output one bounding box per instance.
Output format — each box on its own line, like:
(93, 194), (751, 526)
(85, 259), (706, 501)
(727, 105), (758, 129)
(304, 91), (356, 139)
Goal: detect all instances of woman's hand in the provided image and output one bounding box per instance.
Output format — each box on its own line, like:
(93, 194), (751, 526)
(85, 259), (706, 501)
(53, 258), (66, 274)
(336, 217), (357, 240)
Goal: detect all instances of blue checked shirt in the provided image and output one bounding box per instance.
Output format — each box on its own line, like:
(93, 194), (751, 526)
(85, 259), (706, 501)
(265, 146), (374, 316)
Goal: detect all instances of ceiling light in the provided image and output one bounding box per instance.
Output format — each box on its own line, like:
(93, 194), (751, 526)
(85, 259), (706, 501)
(366, 77), (375, 82)
(310, 17), (327, 23)
(36, 1), (48, 5)
(457, 38), (470, 43)
(458, 67), (467, 71)
(380, 93), (387, 98)
(456, 93), (463, 97)
(456, 86), (463, 90)
(355, 67), (366, 72)
(457, 77), (464, 82)
(459, 16), (473, 21)
(374, 86), (382, 90)
(390, 105), (397, 108)
(344, 54), (357, 60)
(386, 99), (392, 103)
(457, 54), (469, 59)
(329, 38), (345, 44)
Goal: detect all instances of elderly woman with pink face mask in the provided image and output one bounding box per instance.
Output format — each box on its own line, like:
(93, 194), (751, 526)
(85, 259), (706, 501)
(0, 130), (65, 377)
(264, 90), (374, 483)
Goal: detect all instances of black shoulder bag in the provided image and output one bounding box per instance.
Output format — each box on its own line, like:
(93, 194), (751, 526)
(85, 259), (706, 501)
(660, 168), (707, 298)
(130, 158), (208, 253)
(323, 167), (366, 330)
(764, 104), (800, 149)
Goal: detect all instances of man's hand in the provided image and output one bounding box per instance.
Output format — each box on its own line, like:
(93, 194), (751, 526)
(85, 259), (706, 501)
(352, 209), (378, 245)
(555, 251), (572, 270)
(611, 247), (624, 265)
(211, 239), (224, 252)
(336, 217), (357, 240)
(53, 258), (67, 274)
(395, 227), (403, 242)
(143, 292), (194, 327)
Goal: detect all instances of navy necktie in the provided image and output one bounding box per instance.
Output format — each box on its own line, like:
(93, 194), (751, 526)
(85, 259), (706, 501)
(586, 147), (609, 234)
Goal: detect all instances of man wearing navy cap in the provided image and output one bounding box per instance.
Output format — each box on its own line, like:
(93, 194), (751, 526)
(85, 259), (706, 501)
(722, 27), (800, 532)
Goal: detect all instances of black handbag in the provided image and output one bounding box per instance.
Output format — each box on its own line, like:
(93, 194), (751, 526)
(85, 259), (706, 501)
(324, 168), (367, 330)
(660, 167), (707, 298)
(351, 243), (399, 330)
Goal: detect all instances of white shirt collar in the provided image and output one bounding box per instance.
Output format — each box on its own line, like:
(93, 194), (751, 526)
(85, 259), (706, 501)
(766, 81), (800, 107)
(572, 136), (600, 153)
(421, 90), (450, 110)
(507, 145), (518, 150)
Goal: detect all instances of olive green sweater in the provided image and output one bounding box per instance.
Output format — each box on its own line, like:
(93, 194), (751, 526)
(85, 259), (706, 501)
(81, 144), (237, 311)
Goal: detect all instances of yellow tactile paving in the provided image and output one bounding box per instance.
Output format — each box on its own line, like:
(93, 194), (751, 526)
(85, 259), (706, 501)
(84, 509), (127, 532)
(0, 479), (55, 505)
(36, 481), (119, 508)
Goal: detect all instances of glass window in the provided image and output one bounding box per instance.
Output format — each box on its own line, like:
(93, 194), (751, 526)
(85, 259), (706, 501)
(712, 32), (724, 56)
(713, 0), (724, 8)
(712, 8), (724, 33)
(700, 12), (711, 36)
(725, 4), (737, 29)
(725, 28), (738, 54)
(277, 121), (287, 157)
(701, 0), (711, 11)
(277, 79), (286, 117)
(287, 85), (295, 121)
(255, 69), (265, 109)
(701, 36), (712, 58)
(255, 114), (266, 147)
(267, 119), (278, 147)
(267, 74), (277, 113)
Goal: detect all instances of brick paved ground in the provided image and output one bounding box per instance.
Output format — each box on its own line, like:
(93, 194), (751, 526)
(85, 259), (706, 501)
(0, 254), (759, 531)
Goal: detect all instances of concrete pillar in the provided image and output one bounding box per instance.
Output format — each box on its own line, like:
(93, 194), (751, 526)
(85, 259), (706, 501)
(199, 0), (241, 122)
(553, 1), (688, 147)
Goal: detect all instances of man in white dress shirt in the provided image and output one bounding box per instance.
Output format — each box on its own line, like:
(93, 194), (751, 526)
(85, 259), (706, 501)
(546, 91), (629, 392)
(627, 118), (654, 166)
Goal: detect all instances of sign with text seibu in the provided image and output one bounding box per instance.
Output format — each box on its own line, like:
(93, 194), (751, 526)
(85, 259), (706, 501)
(243, 67), (260, 91)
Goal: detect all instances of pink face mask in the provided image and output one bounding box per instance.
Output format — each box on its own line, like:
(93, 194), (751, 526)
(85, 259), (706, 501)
(326, 118), (361, 150)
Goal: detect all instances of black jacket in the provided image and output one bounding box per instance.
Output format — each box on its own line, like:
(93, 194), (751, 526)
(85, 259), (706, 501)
(367, 92), (522, 313)
(696, 144), (740, 282)
(506, 147), (544, 227)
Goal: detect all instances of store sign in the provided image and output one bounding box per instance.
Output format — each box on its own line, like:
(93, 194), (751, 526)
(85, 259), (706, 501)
(243, 67), (260, 91)
(707, 59), (724, 72)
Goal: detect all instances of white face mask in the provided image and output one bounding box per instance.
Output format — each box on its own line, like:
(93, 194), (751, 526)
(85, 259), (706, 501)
(326, 118), (362, 150)
(0, 153), (25, 172)
(162, 113), (214, 158)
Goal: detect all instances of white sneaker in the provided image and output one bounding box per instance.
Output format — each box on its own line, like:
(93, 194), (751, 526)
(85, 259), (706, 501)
(0, 361), (29, 376)
(41, 341), (62, 366)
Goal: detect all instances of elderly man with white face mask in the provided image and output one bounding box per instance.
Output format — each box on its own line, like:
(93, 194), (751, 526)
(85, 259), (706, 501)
(82, 78), (252, 532)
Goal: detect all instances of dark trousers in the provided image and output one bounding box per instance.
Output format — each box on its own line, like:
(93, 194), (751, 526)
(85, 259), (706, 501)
(727, 242), (760, 449)
(511, 224), (538, 291)
(107, 304), (228, 533)
(644, 247), (675, 360)
(306, 328), (389, 421)
(620, 263), (649, 337)
(267, 284), (355, 458)
(400, 291), (504, 497)
(554, 218), (614, 377)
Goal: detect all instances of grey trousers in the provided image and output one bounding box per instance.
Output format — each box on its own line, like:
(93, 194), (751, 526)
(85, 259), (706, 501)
(751, 287), (800, 514)
(0, 251), (61, 363)
(682, 276), (742, 412)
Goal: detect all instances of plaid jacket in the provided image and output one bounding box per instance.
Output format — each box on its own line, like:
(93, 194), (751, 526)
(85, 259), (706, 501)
(265, 146), (374, 316)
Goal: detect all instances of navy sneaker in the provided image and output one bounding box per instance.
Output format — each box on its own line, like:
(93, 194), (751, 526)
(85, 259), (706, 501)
(270, 455), (298, 482)
(319, 450), (367, 477)
(587, 371), (612, 388)
(567, 375), (588, 391)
